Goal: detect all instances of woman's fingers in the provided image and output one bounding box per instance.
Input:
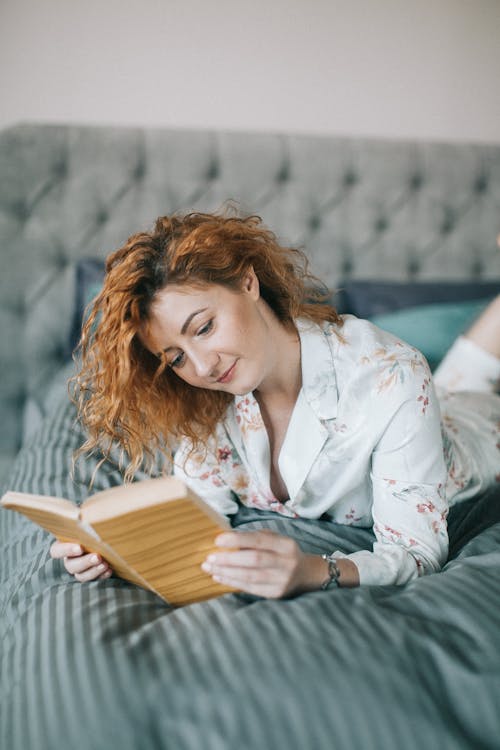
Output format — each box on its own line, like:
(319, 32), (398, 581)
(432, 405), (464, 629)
(65, 553), (111, 581)
(210, 574), (286, 598)
(215, 529), (297, 555)
(50, 541), (84, 559)
(204, 529), (304, 598)
(204, 548), (280, 571)
(97, 568), (113, 580)
(49, 541), (112, 582)
(202, 549), (282, 592)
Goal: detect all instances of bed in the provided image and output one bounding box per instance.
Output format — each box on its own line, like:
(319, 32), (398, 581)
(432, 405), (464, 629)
(1, 124), (500, 750)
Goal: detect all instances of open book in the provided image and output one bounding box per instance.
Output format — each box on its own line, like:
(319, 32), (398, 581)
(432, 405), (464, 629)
(1, 477), (237, 607)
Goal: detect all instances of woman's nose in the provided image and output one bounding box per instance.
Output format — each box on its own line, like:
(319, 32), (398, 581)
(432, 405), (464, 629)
(191, 349), (218, 379)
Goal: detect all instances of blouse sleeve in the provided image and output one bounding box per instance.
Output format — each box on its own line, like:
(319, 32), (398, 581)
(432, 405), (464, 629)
(343, 354), (449, 586)
(173, 430), (239, 517)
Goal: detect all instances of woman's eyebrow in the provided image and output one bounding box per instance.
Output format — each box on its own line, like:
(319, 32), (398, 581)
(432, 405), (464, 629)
(180, 307), (208, 335)
(158, 307), (210, 355)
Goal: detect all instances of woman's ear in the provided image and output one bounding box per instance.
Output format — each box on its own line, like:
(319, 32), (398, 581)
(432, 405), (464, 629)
(242, 267), (260, 300)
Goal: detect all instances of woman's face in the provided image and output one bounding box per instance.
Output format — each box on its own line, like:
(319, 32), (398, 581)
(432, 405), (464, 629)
(141, 272), (277, 395)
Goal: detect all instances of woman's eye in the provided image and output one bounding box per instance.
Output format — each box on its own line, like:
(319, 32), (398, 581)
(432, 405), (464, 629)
(169, 352), (185, 369)
(197, 320), (213, 336)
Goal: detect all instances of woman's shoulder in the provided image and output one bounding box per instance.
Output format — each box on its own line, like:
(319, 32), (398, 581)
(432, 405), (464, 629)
(336, 314), (424, 358)
(297, 314), (428, 370)
(329, 315), (432, 398)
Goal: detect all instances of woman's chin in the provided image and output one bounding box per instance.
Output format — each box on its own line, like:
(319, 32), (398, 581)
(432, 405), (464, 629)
(217, 376), (260, 397)
(218, 383), (253, 396)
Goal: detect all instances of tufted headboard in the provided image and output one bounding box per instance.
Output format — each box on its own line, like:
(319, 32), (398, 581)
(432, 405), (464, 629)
(1, 123), (499, 487)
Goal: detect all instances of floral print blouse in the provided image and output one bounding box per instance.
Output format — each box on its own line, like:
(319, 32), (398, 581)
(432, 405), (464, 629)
(174, 317), (499, 587)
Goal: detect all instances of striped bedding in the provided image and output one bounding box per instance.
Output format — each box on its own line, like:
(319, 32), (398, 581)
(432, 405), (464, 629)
(1, 396), (500, 750)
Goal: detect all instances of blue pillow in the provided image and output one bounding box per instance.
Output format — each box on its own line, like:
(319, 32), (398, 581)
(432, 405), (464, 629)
(335, 280), (500, 318)
(68, 267), (498, 369)
(68, 258), (105, 355)
(371, 298), (491, 371)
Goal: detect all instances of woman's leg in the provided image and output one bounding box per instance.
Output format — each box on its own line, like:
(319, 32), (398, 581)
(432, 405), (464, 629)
(433, 295), (500, 393)
(462, 294), (500, 358)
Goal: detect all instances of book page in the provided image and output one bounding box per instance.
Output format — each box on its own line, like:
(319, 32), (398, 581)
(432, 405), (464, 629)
(81, 476), (199, 522)
(1, 491), (151, 591)
(1, 491), (81, 541)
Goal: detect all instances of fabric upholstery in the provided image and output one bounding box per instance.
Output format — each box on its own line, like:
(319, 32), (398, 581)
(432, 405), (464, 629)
(1, 124), (500, 486)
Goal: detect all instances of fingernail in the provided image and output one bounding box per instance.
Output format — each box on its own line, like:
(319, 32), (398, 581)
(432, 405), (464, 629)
(91, 555), (100, 564)
(72, 546), (82, 555)
(201, 562), (212, 573)
(97, 563), (105, 572)
(206, 554), (216, 563)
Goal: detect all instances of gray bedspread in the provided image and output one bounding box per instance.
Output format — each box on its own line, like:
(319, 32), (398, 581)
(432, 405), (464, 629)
(2, 397), (500, 750)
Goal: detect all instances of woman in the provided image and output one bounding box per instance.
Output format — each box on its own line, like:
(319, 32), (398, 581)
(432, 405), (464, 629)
(50, 212), (500, 597)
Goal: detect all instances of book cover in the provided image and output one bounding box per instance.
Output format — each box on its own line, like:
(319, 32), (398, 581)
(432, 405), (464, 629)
(1, 477), (237, 607)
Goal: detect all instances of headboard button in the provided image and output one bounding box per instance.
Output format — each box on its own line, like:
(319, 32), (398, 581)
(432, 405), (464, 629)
(206, 160), (219, 181)
(470, 260), (484, 277)
(54, 254), (68, 271)
(14, 200), (29, 222)
(440, 209), (455, 235)
(474, 175), (488, 194)
(375, 217), (388, 233)
(133, 161), (146, 181)
(309, 215), (321, 232)
(276, 162), (290, 183)
(53, 160), (68, 180)
(343, 172), (358, 187)
(342, 259), (353, 275)
(407, 259), (421, 276)
(410, 174), (423, 191)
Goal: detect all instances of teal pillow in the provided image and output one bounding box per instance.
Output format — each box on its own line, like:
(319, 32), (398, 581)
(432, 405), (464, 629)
(370, 298), (491, 371)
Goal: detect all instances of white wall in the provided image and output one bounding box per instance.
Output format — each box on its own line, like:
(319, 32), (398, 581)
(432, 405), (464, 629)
(1, 0), (499, 143)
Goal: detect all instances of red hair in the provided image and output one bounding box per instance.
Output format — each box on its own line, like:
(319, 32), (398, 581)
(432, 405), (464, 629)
(73, 211), (343, 480)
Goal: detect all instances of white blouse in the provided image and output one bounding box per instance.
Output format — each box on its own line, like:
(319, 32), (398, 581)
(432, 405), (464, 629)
(174, 316), (499, 586)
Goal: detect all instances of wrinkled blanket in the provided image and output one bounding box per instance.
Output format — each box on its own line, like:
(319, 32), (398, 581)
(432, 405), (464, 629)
(2, 398), (500, 750)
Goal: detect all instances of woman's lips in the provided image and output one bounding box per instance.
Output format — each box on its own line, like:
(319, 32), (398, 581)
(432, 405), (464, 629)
(217, 361), (237, 384)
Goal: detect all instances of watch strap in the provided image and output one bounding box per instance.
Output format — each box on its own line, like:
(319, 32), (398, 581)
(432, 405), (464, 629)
(320, 553), (341, 589)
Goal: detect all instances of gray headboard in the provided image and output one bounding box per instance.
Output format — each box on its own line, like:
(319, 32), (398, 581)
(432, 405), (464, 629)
(1, 123), (499, 486)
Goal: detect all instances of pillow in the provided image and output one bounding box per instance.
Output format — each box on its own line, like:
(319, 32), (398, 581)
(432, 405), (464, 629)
(370, 298), (491, 371)
(334, 280), (500, 318)
(68, 268), (499, 369)
(68, 258), (105, 355)
(333, 280), (500, 370)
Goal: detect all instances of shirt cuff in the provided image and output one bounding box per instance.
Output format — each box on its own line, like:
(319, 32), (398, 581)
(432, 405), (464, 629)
(333, 546), (420, 586)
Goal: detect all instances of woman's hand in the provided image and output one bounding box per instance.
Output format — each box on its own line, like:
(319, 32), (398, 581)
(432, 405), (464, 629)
(50, 541), (113, 582)
(201, 529), (332, 599)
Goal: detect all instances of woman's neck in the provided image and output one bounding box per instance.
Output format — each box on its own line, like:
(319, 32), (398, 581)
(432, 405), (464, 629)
(253, 311), (302, 407)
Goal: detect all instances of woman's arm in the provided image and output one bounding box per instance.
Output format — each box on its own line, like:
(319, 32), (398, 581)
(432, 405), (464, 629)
(201, 529), (360, 597)
(177, 434), (361, 596)
(346, 392), (449, 586)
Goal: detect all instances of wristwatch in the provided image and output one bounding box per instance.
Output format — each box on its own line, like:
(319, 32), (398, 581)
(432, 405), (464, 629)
(320, 553), (341, 589)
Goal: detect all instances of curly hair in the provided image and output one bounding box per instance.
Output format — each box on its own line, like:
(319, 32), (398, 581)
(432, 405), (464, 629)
(72, 210), (343, 481)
